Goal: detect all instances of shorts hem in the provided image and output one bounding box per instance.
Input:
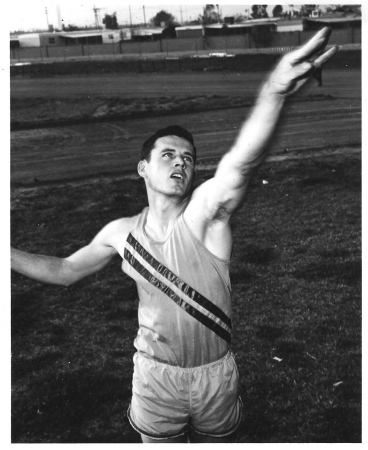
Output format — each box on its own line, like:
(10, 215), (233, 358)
(127, 404), (189, 441)
(190, 395), (243, 438)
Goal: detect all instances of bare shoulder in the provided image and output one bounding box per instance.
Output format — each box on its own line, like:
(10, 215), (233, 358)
(93, 213), (141, 250)
(109, 214), (140, 235)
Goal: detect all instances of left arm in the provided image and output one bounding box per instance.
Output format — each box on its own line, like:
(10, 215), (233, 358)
(201, 27), (338, 218)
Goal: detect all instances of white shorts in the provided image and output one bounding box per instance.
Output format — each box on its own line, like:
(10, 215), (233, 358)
(128, 351), (242, 440)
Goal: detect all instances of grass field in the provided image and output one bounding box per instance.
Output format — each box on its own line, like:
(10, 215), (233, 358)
(11, 66), (361, 443)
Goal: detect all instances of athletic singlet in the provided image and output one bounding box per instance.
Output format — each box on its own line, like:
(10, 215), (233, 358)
(122, 207), (232, 368)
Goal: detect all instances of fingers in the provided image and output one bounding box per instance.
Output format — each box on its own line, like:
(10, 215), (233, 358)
(285, 27), (332, 66)
(314, 45), (339, 68)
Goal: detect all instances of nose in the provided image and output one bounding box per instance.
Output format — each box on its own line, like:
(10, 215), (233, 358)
(174, 157), (186, 170)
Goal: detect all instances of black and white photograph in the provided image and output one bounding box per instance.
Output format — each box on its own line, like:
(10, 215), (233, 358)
(9, 1), (362, 444)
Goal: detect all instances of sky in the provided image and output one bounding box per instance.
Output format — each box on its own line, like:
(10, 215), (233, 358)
(6, 1), (312, 33)
(8, 1), (363, 34)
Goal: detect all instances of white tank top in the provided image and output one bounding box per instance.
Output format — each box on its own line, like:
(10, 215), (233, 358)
(122, 207), (233, 367)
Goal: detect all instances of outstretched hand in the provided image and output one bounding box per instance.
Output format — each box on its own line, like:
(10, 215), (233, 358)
(264, 27), (338, 97)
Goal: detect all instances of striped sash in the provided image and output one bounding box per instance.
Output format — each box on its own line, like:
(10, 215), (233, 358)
(124, 233), (232, 344)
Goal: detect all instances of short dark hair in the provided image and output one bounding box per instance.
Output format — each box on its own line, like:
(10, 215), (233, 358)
(141, 125), (196, 162)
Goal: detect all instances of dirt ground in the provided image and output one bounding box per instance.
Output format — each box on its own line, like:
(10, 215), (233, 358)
(10, 69), (361, 185)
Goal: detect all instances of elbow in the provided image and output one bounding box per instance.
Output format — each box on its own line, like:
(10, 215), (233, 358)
(59, 260), (79, 287)
(60, 278), (74, 287)
(59, 271), (81, 287)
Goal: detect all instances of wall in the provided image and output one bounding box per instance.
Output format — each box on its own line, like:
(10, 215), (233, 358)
(176, 29), (203, 39)
(206, 35), (252, 51)
(271, 32), (301, 48)
(102, 31), (121, 44)
(39, 34), (65, 47)
(18, 34), (41, 48)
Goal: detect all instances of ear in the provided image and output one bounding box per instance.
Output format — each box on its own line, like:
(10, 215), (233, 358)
(137, 160), (147, 178)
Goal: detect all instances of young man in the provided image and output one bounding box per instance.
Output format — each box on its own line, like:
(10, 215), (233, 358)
(11, 28), (337, 443)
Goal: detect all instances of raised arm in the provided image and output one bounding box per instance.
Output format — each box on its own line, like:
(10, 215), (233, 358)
(204, 27), (338, 217)
(185, 28), (338, 260)
(11, 218), (132, 286)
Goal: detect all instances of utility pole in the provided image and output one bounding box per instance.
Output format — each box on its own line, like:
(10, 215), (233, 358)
(56, 5), (62, 30)
(93, 5), (101, 30)
(45, 7), (50, 30)
(129, 5), (132, 27)
(143, 5), (146, 27)
(180, 5), (183, 24)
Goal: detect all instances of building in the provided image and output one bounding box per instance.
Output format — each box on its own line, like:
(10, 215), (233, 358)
(276, 19), (303, 33)
(61, 31), (103, 46)
(175, 25), (204, 39)
(131, 28), (164, 41)
(17, 32), (66, 47)
(11, 28), (134, 48)
(176, 21), (277, 39)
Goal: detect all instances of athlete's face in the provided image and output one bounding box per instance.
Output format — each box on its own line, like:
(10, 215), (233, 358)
(139, 135), (195, 198)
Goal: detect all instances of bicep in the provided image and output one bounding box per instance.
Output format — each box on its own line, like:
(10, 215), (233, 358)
(63, 223), (120, 282)
(65, 241), (116, 274)
(192, 155), (253, 221)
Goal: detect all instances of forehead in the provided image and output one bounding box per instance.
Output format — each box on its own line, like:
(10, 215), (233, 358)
(153, 135), (194, 154)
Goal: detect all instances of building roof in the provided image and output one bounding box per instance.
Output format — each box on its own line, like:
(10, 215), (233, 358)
(176, 22), (276, 32)
(175, 25), (203, 31)
(242, 18), (279, 24)
(132, 28), (163, 36)
(304, 17), (361, 23)
(60, 32), (102, 39)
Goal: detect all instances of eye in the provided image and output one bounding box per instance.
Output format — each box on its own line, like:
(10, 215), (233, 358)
(163, 152), (173, 158)
(184, 157), (193, 163)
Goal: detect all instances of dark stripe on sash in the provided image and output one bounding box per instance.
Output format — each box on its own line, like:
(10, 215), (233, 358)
(127, 233), (232, 330)
(124, 247), (232, 344)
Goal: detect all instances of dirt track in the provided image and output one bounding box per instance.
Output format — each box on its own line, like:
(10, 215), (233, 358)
(11, 69), (361, 185)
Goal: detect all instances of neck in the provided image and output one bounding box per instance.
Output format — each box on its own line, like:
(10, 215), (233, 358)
(145, 192), (189, 241)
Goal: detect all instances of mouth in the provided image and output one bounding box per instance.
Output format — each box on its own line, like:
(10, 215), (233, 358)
(170, 172), (185, 181)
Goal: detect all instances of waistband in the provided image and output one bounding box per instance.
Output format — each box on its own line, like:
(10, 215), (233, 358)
(135, 350), (234, 372)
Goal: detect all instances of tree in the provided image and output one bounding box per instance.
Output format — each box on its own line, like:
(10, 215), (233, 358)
(62, 23), (79, 31)
(331, 4), (361, 15)
(299, 5), (317, 17)
(261, 5), (269, 18)
(251, 5), (259, 18)
(272, 5), (283, 17)
(162, 24), (178, 38)
(234, 13), (247, 23)
(199, 4), (220, 24)
(251, 5), (269, 19)
(102, 13), (119, 30)
(151, 10), (176, 27)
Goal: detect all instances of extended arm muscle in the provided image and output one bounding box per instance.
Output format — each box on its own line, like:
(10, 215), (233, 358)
(210, 90), (285, 215)
(11, 220), (125, 286)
